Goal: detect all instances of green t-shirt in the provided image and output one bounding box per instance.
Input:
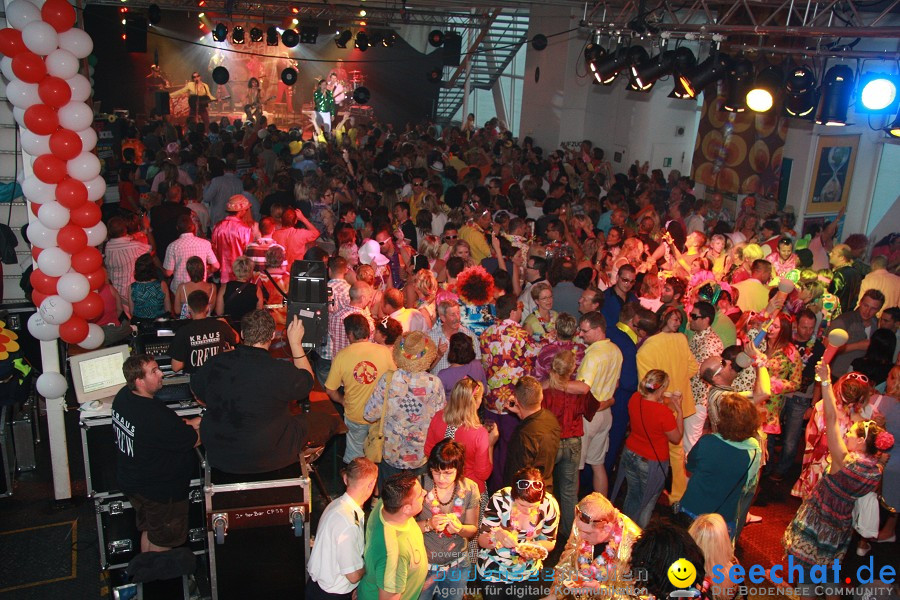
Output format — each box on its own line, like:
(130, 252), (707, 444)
(359, 500), (428, 600)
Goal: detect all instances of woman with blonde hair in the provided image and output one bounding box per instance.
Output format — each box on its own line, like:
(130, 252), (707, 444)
(541, 349), (588, 543)
(689, 514), (739, 600)
(524, 281), (558, 342)
(611, 369), (683, 527)
(424, 376), (498, 494)
(451, 240), (475, 269)
(403, 261), (439, 326)
(216, 256), (263, 328)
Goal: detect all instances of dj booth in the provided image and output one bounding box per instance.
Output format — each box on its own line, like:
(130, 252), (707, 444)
(71, 339), (336, 599)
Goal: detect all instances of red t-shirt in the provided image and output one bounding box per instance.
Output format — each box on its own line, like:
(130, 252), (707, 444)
(541, 386), (587, 440)
(625, 392), (677, 461)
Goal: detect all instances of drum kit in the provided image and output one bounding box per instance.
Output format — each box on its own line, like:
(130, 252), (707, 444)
(330, 70), (366, 107)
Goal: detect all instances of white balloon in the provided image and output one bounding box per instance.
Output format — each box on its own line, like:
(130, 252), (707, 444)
(84, 175), (106, 202)
(20, 130), (51, 156)
(36, 372), (68, 399)
(37, 201), (70, 229)
(67, 151), (101, 181)
(27, 312), (60, 342)
(24, 0), (47, 7)
(57, 28), (92, 58)
(0, 56), (14, 81)
(66, 74), (92, 103)
(6, 80), (40, 109)
(22, 175), (56, 204)
(22, 21), (59, 56)
(84, 220), (107, 246)
(28, 220), (59, 249)
(57, 272), (90, 303)
(66, 74), (91, 103)
(38, 294), (73, 325)
(76, 126), (97, 151)
(36, 247), (71, 277)
(79, 324), (104, 350)
(46, 49), (78, 79)
(58, 102), (93, 131)
(12, 107), (27, 128)
(6, 0), (41, 31)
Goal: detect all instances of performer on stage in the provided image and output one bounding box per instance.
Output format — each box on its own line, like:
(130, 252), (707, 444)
(208, 50), (233, 111)
(327, 73), (346, 132)
(244, 77), (263, 125)
(146, 64), (170, 115)
(171, 72), (216, 128)
(313, 79), (335, 138)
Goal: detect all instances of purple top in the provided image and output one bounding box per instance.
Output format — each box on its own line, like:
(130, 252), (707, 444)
(438, 360), (488, 397)
(534, 340), (587, 381)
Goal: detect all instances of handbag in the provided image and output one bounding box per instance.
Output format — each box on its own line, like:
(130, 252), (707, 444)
(363, 371), (394, 463)
(852, 491), (879, 539)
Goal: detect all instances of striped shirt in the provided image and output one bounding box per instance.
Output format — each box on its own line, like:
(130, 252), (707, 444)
(163, 233), (220, 291)
(104, 236), (152, 299)
(323, 305), (374, 360)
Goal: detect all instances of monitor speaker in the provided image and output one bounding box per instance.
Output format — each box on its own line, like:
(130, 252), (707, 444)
(286, 261), (329, 348)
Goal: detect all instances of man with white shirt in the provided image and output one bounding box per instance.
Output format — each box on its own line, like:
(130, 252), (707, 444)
(519, 255), (548, 320)
(428, 300), (480, 373)
(307, 457), (378, 600)
(382, 288), (428, 332)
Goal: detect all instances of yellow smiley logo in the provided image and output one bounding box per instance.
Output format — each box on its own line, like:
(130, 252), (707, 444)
(667, 558), (697, 588)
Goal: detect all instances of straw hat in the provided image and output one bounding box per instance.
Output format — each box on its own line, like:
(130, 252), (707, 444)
(226, 195), (250, 213)
(392, 331), (438, 373)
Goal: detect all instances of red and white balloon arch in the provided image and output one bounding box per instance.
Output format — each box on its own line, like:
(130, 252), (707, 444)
(1, 0), (107, 364)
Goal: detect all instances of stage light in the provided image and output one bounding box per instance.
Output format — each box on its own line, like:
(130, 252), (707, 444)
(746, 65), (783, 113)
(631, 49), (678, 91)
(335, 29), (352, 48)
(858, 72), (899, 113)
(679, 52), (732, 98)
(428, 30), (444, 47)
(383, 31), (397, 47)
(250, 27), (263, 42)
(359, 9), (366, 16)
(292, 18), (298, 25)
(291, 6), (299, 13)
(885, 110), (900, 137)
(198, 0), (205, 6)
(817, 64), (854, 126)
(122, 19), (127, 24)
(148, 3), (161, 24)
(300, 27), (318, 44)
(371, 31), (384, 47)
(198, 12), (204, 17)
(783, 66), (818, 118)
(282, 28), (299, 47)
(593, 45), (646, 86)
(232, 26), (245, 44)
(722, 58), (753, 112)
(356, 31), (369, 51)
(213, 23), (227, 42)
(267, 26), (279, 45)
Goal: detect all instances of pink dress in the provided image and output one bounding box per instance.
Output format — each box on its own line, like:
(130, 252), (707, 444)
(424, 410), (492, 493)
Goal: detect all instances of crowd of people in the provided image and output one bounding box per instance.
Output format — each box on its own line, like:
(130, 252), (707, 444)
(93, 113), (900, 600)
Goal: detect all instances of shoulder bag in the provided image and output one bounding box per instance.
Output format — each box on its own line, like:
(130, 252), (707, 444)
(363, 371), (395, 463)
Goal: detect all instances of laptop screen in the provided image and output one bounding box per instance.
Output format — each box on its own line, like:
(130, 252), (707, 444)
(70, 345), (130, 405)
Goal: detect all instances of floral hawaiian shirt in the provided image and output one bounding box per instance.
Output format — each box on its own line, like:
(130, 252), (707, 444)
(689, 327), (724, 407)
(480, 319), (539, 413)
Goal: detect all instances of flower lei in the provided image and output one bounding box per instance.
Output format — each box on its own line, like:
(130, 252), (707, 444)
(575, 516), (624, 581)
(425, 484), (465, 538)
(875, 431), (895, 451)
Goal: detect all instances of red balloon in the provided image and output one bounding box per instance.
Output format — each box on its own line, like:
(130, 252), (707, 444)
(0, 28), (26, 58)
(11, 51), (47, 84)
(24, 104), (59, 136)
(29, 201), (41, 217)
(31, 290), (49, 307)
(58, 224), (88, 254)
(31, 246), (43, 261)
(42, 0), (77, 33)
(84, 268), (106, 291)
(30, 269), (60, 296)
(72, 246), (103, 274)
(59, 316), (89, 344)
(33, 154), (68, 184)
(38, 76), (72, 108)
(73, 292), (103, 320)
(69, 201), (102, 228)
(55, 177), (88, 209)
(49, 129), (82, 160)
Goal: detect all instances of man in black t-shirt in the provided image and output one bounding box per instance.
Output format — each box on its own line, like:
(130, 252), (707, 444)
(168, 290), (238, 374)
(192, 310), (340, 475)
(111, 354), (200, 552)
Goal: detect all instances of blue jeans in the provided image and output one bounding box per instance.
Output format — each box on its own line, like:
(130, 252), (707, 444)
(419, 559), (470, 600)
(614, 447), (668, 528)
(775, 395), (811, 476)
(554, 437), (582, 542)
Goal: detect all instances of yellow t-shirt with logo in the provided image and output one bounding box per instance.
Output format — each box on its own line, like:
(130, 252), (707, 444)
(325, 341), (395, 424)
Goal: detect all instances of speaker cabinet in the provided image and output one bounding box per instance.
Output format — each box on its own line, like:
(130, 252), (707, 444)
(154, 91), (171, 116)
(442, 32), (462, 66)
(286, 261), (329, 349)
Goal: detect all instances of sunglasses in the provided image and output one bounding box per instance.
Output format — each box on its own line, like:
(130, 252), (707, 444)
(412, 182), (424, 187)
(689, 313), (703, 320)
(444, 234), (458, 240)
(575, 506), (607, 527)
(516, 479), (543, 491)
(378, 239), (391, 246)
